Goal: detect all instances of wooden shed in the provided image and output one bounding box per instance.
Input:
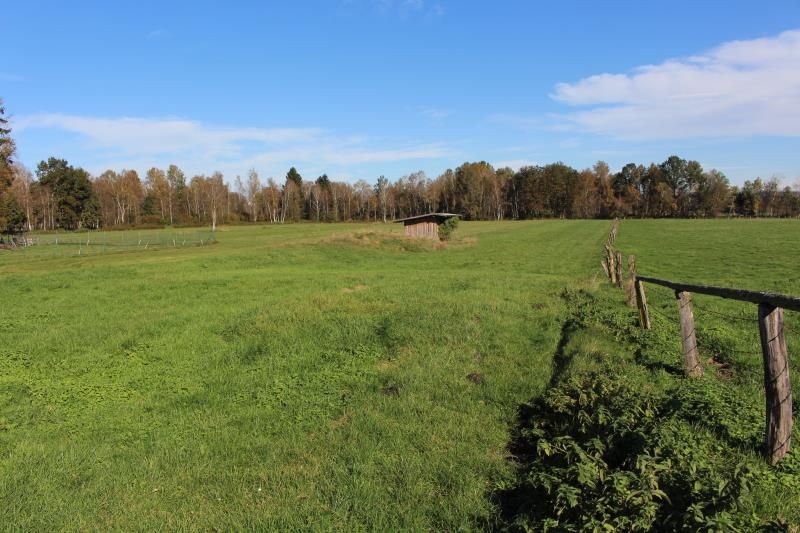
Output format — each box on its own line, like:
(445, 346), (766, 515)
(393, 213), (460, 240)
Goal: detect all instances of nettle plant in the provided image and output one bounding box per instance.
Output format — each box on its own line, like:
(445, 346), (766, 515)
(503, 368), (762, 531)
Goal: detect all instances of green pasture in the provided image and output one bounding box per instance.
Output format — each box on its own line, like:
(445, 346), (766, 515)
(616, 219), (800, 421)
(510, 218), (800, 530)
(0, 221), (606, 530)
(2, 219), (800, 530)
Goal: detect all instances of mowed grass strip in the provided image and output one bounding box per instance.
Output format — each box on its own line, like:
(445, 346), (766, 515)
(0, 221), (607, 530)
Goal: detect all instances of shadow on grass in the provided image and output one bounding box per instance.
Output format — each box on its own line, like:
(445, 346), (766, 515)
(488, 397), (550, 530)
(639, 359), (684, 376)
(486, 317), (580, 530)
(547, 318), (580, 388)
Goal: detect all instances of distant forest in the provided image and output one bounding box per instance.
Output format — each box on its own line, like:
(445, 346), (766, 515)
(2, 104), (799, 233)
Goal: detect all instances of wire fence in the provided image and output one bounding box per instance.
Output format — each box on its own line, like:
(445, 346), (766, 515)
(645, 279), (797, 334)
(643, 282), (769, 362)
(1, 228), (217, 258)
(602, 220), (799, 463)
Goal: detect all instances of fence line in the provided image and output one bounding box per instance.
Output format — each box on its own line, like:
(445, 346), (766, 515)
(600, 221), (796, 465)
(2, 228), (217, 258)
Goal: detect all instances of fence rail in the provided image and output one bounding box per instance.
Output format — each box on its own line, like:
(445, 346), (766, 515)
(601, 221), (795, 465)
(635, 275), (800, 312)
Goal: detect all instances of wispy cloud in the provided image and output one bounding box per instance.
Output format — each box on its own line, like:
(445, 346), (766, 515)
(426, 3), (445, 19)
(417, 107), (452, 120)
(146, 28), (169, 39)
(13, 113), (455, 179)
(551, 29), (800, 139)
(325, 143), (453, 164)
(355, 0), (444, 20)
(14, 114), (321, 158)
(488, 113), (541, 130)
(493, 159), (538, 170)
(0, 72), (25, 82)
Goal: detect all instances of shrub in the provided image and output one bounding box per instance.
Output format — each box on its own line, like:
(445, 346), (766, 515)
(439, 217), (459, 241)
(499, 369), (760, 531)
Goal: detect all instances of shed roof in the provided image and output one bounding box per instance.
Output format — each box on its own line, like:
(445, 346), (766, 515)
(392, 212), (460, 224)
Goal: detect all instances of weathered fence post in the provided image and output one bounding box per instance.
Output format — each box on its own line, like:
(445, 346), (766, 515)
(615, 251), (623, 289)
(626, 256), (637, 307)
(634, 278), (651, 330)
(758, 303), (792, 464)
(608, 218), (618, 245)
(676, 291), (702, 377)
(606, 245), (617, 284)
(633, 274), (800, 463)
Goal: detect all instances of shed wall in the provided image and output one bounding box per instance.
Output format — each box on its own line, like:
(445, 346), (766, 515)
(404, 221), (440, 240)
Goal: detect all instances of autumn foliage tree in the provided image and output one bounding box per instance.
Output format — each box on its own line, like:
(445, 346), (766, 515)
(0, 99), (26, 234)
(4, 144), (799, 232)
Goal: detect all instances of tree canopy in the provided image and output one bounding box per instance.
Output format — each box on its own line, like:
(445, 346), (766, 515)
(2, 106), (798, 235)
(36, 157), (99, 230)
(0, 99), (25, 234)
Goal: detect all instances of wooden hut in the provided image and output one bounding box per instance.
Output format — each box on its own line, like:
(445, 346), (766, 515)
(393, 213), (460, 240)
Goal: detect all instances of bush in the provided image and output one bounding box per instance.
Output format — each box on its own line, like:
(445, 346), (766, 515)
(439, 217), (459, 241)
(499, 369), (760, 531)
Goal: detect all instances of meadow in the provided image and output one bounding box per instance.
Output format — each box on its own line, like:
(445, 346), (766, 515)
(0, 220), (607, 530)
(2, 219), (800, 530)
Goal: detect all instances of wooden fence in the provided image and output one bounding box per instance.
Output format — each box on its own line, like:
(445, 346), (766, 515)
(601, 222), (796, 465)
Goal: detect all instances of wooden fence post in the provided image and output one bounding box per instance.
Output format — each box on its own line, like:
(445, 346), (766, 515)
(608, 218), (618, 245)
(758, 303), (792, 464)
(634, 279), (651, 330)
(676, 291), (702, 377)
(626, 256), (636, 307)
(606, 245), (617, 284)
(615, 251), (623, 289)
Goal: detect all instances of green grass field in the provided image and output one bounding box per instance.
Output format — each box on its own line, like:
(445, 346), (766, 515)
(0, 221), (608, 530)
(2, 219), (800, 530)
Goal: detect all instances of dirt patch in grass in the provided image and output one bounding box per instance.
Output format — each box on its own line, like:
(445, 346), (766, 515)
(466, 372), (485, 385)
(341, 284), (369, 293)
(707, 356), (735, 380)
(321, 231), (477, 252)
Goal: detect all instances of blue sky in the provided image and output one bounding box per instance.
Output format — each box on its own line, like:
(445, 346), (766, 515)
(4, 0), (800, 185)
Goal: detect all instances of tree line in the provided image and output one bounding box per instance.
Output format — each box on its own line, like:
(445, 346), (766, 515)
(2, 102), (799, 234)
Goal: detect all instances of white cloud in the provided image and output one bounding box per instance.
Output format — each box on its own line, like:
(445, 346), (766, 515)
(494, 159), (538, 170)
(14, 114), (321, 158)
(551, 29), (800, 139)
(325, 144), (452, 164)
(12, 113), (454, 179)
